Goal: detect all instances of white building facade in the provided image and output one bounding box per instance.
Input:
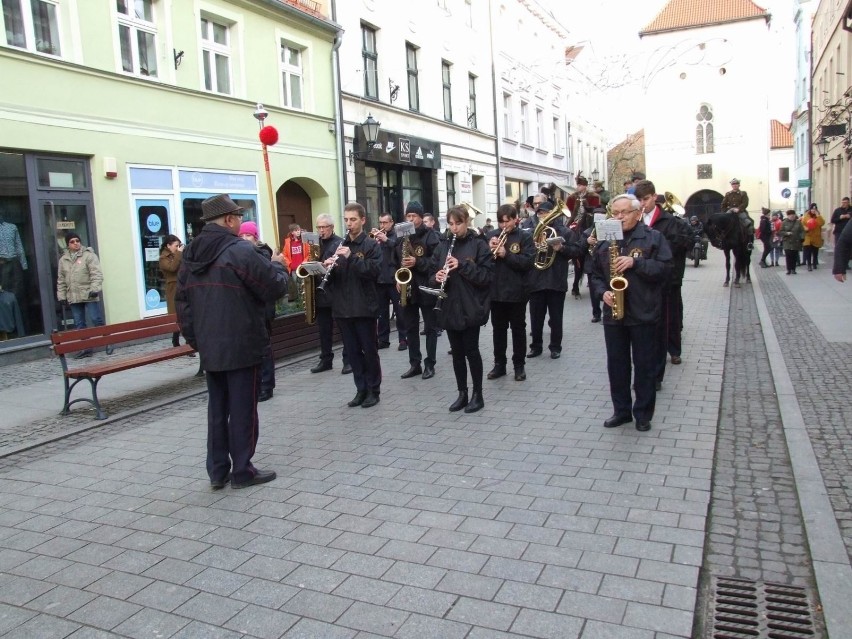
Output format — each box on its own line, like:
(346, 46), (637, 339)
(792, 0), (817, 214)
(639, 0), (773, 221)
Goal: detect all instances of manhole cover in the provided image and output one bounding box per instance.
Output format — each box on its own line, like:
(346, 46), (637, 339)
(710, 577), (816, 638)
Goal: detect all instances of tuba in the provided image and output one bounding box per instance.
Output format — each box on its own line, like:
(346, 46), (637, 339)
(663, 192), (685, 217)
(532, 199), (565, 270)
(609, 239), (628, 320)
(295, 241), (321, 325)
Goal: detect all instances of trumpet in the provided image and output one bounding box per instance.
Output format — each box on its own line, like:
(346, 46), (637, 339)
(491, 228), (508, 258)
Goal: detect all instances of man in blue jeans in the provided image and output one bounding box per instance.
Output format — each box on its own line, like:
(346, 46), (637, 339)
(56, 232), (112, 358)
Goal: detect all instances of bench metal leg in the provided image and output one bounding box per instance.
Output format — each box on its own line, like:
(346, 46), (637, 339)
(61, 376), (107, 420)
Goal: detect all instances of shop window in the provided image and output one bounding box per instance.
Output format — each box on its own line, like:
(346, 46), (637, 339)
(182, 196), (256, 243)
(116, 0), (158, 77)
(2, 0), (61, 55)
(36, 158), (88, 190)
(280, 41), (304, 109)
(362, 24), (378, 99)
(201, 15), (231, 95)
(406, 42), (419, 112)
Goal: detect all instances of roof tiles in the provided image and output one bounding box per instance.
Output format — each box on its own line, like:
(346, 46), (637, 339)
(770, 119), (793, 149)
(640, 0), (768, 36)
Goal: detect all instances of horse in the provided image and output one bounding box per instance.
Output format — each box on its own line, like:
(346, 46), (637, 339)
(704, 210), (753, 287)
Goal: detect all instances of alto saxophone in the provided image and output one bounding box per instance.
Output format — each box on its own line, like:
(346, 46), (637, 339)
(609, 240), (628, 320)
(295, 241), (321, 325)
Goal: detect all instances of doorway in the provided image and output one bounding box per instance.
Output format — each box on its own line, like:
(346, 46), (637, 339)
(278, 180), (313, 238)
(685, 190), (723, 225)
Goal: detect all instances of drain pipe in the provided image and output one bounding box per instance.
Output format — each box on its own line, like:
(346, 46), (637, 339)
(331, 0), (346, 209)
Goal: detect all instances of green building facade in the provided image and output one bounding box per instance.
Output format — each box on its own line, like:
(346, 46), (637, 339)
(0, 0), (341, 356)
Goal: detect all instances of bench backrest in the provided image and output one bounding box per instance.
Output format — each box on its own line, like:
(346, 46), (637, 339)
(51, 314), (180, 357)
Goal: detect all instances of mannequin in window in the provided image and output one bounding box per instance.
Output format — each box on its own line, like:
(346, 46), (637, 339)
(0, 212), (28, 324)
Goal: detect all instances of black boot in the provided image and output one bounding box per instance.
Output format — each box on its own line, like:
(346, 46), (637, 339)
(347, 390), (367, 407)
(449, 390), (468, 412)
(487, 364), (506, 380)
(464, 390), (484, 413)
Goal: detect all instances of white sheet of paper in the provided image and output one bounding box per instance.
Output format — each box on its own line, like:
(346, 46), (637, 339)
(596, 219), (623, 241)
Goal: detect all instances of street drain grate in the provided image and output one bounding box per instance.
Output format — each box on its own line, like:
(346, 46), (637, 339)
(710, 577), (816, 638)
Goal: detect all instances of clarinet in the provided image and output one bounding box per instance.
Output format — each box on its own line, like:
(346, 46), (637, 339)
(428, 234), (457, 313)
(316, 242), (342, 292)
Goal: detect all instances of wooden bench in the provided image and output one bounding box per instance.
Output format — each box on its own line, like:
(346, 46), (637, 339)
(50, 314), (195, 420)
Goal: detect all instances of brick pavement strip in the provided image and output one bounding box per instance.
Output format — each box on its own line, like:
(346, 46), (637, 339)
(0, 259), (734, 637)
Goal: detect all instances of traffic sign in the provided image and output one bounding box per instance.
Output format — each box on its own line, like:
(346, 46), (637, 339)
(798, 179), (811, 187)
(781, 188), (791, 198)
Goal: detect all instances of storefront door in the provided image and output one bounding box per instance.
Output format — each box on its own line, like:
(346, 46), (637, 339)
(134, 199), (172, 314)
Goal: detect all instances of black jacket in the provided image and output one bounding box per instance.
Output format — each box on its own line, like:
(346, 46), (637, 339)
(326, 232), (381, 318)
(428, 230), (493, 331)
(648, 207), (690, 288)
(377, 234), (398, 284)
(487, 227), (534, 303)
(176, 224), (288, 371)
(315, 233), (343, 308)
(395, 223), (441, 306)
(589, 221), (672, 326)
(525, 219), (583, 293)
(833, 219), (852, 275)
(831, 205), (852, 236)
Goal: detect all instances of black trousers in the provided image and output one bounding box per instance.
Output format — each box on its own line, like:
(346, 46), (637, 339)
(760, 238), (772, 264)
(529, 289), (566, 353)
(490, 301), (527, 369)
(654, 290), (680, 382)
(446, 326), (483, 393)
(403, 302), (438, 367)
(589, 284), (602, 320)
(785, 249), (799, 273)
(316, 306), (346, 366)
(666, 286), (683, 359)
(206, 365), (260, 484)
(377, 283), (407, 345)
(260, 341), (275, 393)
(337, 317), (381, 394)
(803, 245), (820, 267)
(604, 323), (657, 422)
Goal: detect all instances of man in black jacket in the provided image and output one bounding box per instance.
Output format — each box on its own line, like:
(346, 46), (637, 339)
(757, 208), (773, 267)
(325, 202), (383, 408)
(375, 213), (407, 351)
(310, 214), (349, 374)
(831, 197), (852, 247)
(487, 204), (534, 381)
(176, 194), (288, 490)
(397, 201), (441, 380)
(635, 180), (689, 382)
(833, 217), (852, 281)
(589, 194), (672, 432)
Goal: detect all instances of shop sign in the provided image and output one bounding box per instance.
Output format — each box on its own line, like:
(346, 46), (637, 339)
(355, 128), (442, 169)
(56, 221), (76, 230)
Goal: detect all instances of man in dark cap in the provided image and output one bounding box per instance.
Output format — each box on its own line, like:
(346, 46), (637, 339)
(721, 178), (749, 214)
(176, 194), (288, 490)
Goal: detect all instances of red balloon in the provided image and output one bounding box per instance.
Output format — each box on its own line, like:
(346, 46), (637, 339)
(259, 125), (279, 146)
(806, 218), (816, 230)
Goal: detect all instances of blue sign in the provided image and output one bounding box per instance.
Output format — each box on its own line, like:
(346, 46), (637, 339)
(179, 170), (257, 191)
(146, 214), (162, 233)
(145, 289), (161, 309)
(781, 188), (791, 198)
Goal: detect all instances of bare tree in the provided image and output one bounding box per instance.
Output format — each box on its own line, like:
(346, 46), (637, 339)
(607, 130), (646, 193)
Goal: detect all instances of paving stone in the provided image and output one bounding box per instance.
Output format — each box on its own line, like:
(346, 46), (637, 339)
(67, 595), (143, 630)
(510, 608), (584, 639)
(282, 618), (357, 639)
(394, 613), (470, 639)
(224, 603), (299, 639)
(436, 570), (503, 600)
(170, 620), (245, 638)
(129, 580), (198, 612)
(0, 602), (36, 634)
(386, 585), (457, 617)
(333, 574), (401, 606)
(4, 613), (81, 638)
(113, 607), (190, 639)
(494, 580), (563, 612)
(184, 567), (252, 596)
(283, 565), (349, 593)
(335, 601), (409, 636)
(172, 591), (247, 626)
(446, 597), (519, 631)
(26, 584), (97, 617)
(281, 589), (354, 623)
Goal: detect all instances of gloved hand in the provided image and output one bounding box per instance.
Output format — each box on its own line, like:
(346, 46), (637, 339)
(88, 291), (100, 299)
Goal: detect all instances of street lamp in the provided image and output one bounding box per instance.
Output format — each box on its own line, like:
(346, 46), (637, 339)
(817, 137), (829, 161)
(348, 114), (381, 165)
(591, 168), (600, 183)
(253, 103), (281, 249)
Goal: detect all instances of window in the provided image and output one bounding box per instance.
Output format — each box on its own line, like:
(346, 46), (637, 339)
(446, 171), (457, 209)
(361, 24), (378, 99)
(116, 0), (157, 77)
(697, 164), (713, 179)
(502, 93), (512, 139)
(465, 0), (473, 26)
(520, 100), (529, 144)
(467, 74), (477, 128)
(779, 167), (790, 182)
(200, 17), (231, 94)
(553, 117), (561, 154)
(536, 108), (544, 148)
(442, 61), (452, 121)
(406, 43), (419, 112)
(695, 104), (714, 154)
(280, 42), (303, 109)
(2, 0), (61, 55)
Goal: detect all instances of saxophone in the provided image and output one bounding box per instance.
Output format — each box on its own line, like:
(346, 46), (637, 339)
(294, 242), (321, 324)
(609, 240), (628, 321)
(395, 235), (413, 307)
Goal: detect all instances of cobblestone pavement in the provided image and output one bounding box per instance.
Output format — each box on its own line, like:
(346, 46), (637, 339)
(692, 263), (824, 637)
(0, 258), (730, 638)
(759, 266), (852, 566)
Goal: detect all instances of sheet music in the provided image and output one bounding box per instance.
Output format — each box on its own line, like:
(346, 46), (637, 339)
(394, 222), (415, 238)
(301, 231), (319, 244)
(596, 219), (623, 241)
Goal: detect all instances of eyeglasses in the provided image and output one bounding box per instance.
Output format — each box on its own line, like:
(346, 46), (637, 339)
(316, 225), (332, 230)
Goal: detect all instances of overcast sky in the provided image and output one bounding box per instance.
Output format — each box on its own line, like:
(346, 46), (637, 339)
(548, 0), (796, 142)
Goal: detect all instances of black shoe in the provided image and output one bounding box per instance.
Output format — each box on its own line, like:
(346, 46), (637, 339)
(210, 474), (231, 490)
(550, 351), (561, 359)
(105, 344), (115, 355)
(398, 341), (408, 351)
(74, 349), (93, 359)
(422, 366), (435, 380)
(527, 349), (542, 358)
(635, 421), (651, 432)
(514, 368), (526, 381)
(807, 265), (812, 272)
(591, 317), (601, 323)
(232, 469), (276, 489)
(347, 391), (367, 407)
(487, 365), (507, 380)
(378, 342), (390, 350)
(401, 364), (422, 379)
(464, 391), (484, 413)
(655, 381), (662, 391)
(572, 289), (581, 299)
(258, 390), (273, 402)
(341, 364), (353, 375)
(311, 361), (332, 373)
(361, 392), (380, 408)
(604, 414), (632, 428)
(449, 390), (468, 412)
(670, 356), (682, 365)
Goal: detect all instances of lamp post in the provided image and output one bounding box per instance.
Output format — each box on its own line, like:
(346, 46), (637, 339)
(253, 103), (280, 250)
(348, 114), (382, 165)
(591, 168), (600, 183)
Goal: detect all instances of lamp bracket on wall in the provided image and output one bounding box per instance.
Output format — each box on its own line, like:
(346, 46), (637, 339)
(173, 49), (185, 69)
(389, 79), (400, 103)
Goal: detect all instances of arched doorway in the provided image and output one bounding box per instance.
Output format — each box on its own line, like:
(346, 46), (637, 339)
(276, 181), (312, 246)
(685, 190), (723, 225)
